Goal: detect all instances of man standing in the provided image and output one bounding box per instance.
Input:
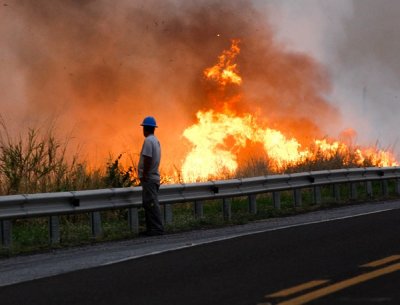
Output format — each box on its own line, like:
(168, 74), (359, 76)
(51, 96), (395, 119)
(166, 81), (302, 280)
(138, 116), (164, 236)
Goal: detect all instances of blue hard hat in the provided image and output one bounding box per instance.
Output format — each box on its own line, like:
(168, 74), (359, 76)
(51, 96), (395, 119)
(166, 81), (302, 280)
(140, 116), (158, 127)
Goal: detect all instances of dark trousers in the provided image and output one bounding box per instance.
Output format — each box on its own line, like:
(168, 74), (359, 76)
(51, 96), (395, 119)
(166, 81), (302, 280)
(141, 180), (164, 233)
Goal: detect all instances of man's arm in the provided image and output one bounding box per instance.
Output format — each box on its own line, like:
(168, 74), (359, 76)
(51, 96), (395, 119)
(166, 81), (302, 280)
(142, 155), (152, 181)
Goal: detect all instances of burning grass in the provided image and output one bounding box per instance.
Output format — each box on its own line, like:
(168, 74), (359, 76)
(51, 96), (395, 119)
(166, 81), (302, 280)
(235, 142), (394, 178)
(0, 119), (397, 195)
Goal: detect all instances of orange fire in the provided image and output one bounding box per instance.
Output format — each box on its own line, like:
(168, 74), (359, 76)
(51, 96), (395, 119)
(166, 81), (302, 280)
(204, 39), (242, 86)
(180, 39), (398, 182)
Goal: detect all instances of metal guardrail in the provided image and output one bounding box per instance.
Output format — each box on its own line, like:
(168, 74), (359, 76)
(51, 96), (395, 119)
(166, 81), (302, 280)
(1, 167), (400, 247)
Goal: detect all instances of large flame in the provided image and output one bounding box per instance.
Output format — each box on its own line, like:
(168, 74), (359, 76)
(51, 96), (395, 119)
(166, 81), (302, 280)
(181, 40), (398, 182)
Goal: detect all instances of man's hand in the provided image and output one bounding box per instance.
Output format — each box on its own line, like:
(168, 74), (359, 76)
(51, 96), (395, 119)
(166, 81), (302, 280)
(142, 155), (152, 182)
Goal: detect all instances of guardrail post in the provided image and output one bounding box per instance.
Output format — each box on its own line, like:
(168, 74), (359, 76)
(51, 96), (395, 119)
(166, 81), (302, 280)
(273, 191), (281, 209)
(313, 186), (321, 204)
(396, 179), (400, 195)
(294, 189), (302, 207)
(350, 183), (358, 200)
(223, 198), (232, 221)
(90, 212), (102, 239)
(0, 220), (12, 248)
(333, 184), (341, 202)
(163, 204), (173, 225)
(382, 180), (389, 197)
(248, 195), (257, 214)
(128, 207), (139, 234)
(366, 181), (373, 198)
(194, 201), (204, 219)
(49, 216), (60, 245)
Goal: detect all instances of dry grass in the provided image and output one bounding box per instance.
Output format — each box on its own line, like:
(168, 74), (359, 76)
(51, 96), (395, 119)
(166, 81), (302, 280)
(235, 145), (381, 178)
(0, 119), (139, 195)
(0, 119), (394, 195)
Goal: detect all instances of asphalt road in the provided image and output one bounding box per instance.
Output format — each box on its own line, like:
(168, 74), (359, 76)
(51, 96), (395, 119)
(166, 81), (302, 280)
(1, 206), (400, 305)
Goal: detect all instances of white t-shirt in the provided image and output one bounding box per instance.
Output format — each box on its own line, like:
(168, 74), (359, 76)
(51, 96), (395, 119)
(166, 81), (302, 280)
(138, 134), (161, 181)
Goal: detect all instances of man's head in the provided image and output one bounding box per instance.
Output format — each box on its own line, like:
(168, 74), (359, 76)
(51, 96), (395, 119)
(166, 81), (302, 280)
(143, 125), (155, 137)
(140, 116), (158, 137)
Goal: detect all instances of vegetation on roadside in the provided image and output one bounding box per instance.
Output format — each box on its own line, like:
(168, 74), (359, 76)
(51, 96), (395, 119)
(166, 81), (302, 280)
(0, 121), (139, 195)
(0, 122), (399, 257)
(0, 121), (396, 194)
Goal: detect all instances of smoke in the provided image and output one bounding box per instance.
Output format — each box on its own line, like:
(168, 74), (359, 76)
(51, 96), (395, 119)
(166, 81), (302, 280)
(0, 0), (341, 170)
(263, 0), (400, 154)
(330, 0), (400, 152)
